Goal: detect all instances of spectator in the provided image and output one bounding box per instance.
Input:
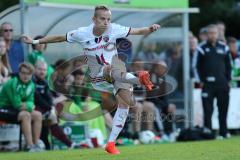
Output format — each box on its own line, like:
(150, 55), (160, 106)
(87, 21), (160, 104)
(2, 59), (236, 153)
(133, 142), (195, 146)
(0, 38), (10, 89)
(69, 69), (89, 107)
(227, 37), (240, 87)
(160, 44), (183, 94)
(33, 60), (75, 149)
(135, 41), (159, 69)
(50, 59), (70, 117)
(126, 58), (155, 139)
(216, 21), (226, 42)
(69, 69), (109, 140)
(199, 27), (208, 42)
(149, 60), (177, 138)
(72, 57), (87, 72)
(51, 59), (73, 94)
(227, 37), (239, 59)
(0, 62), (42, 151)
(196, 24), (231, 138)
(189, 33), (199, 78)
(0, 22), (24, 74)
(28, 35), (54, 81)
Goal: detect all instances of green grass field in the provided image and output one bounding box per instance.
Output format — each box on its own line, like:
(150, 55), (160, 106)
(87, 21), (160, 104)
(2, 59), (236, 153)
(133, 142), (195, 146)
(1, 137), (240, 160)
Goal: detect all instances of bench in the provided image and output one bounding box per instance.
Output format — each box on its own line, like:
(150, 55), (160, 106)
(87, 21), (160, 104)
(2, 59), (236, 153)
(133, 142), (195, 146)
(0, 121), (23, 151)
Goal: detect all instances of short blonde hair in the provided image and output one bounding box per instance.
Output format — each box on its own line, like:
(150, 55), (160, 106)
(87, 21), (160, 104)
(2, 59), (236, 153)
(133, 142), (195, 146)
(19, 62), (34, 74)
(94, 5), (110, 17)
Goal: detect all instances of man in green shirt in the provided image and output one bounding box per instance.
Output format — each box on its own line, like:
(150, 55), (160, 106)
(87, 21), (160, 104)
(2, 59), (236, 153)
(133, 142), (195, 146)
(0, 62), (42, 152)
(28, 35), (54, 81)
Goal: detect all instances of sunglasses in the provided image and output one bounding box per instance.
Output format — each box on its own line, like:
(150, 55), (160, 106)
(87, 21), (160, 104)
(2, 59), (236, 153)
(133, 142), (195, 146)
(3, 29), (13, 32)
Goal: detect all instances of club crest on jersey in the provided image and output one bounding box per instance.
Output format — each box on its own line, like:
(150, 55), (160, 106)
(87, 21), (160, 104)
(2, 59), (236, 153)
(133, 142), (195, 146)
(216, 48), (224, 54)
(103, 36), (109, 42)
(95, 36), (102, 43)
(205, 48), (210, 52)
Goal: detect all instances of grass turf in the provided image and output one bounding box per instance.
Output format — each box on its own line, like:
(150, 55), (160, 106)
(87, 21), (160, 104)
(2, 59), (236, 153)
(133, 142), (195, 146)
(0, 137), (240, 160)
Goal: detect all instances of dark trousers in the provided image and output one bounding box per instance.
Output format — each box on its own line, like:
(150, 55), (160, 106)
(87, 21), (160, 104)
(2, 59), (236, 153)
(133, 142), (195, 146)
(0, 107), (19, 123)
(40, 122), (51, 150)
(202, 85), (230, 137)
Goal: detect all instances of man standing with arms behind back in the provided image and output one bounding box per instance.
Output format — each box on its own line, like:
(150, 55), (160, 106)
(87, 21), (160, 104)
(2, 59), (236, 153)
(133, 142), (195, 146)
(196, 24), (231, 139)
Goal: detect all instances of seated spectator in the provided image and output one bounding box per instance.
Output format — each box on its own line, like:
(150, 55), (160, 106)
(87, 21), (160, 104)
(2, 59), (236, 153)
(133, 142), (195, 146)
(33, 60), (75, 149)
(70, 70), (91, 102)
(149, 60), (177, 138)
(69, 70), (108, 140)
(51, 59), (73, 95)
(0, 62), (42, 152)
(0, 38), (10, 89)
(72, 57), (87, 72)
(50, 60), (70, 118)
(119, 58), (155, 139)
(28, 35), (54, 81)
(160, 44), (183, 96)
(0, 22), (24, 74)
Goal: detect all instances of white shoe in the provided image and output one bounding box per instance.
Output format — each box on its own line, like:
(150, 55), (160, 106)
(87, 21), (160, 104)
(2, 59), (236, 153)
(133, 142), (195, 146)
(26, 145), (39, 152)
(70, 142), (82, 149)
(161, 134), (170, 142)
(226, 133), (231, 138)
(216, 136), (224, 140)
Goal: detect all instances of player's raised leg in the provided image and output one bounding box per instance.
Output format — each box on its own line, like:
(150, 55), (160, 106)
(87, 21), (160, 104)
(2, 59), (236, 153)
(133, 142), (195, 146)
(104, 56), (154, 91)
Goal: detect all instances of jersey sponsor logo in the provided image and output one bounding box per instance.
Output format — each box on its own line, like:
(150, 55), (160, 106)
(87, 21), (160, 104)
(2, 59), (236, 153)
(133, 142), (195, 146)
(105, 42), (116, 51)
(84, 42), (116, 52)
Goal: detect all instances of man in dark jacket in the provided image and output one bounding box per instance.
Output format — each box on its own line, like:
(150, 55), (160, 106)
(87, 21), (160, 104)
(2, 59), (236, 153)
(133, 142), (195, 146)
(196, 24), (232, 138)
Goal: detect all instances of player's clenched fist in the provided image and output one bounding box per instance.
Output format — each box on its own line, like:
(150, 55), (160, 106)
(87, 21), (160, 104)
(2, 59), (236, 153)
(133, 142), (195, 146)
(21, 35), (33, 44)
(149, 24), (161, 32)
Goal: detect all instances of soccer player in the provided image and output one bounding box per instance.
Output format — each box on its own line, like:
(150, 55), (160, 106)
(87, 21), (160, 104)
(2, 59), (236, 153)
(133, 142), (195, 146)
(22, 5), (160, 154)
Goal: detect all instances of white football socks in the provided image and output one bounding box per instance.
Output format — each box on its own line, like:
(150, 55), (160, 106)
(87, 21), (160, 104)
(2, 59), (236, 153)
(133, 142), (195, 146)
(108, 107), (129, 142)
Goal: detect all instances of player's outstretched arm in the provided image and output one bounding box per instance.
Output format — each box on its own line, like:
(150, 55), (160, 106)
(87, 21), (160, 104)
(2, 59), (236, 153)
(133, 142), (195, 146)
(129, 24), (160, 35)
(21, 35), (66, 44)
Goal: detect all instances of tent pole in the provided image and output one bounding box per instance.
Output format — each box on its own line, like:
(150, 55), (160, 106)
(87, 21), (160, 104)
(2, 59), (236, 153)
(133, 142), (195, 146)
(20, 0), (25, 35)
(182, 12), (191, 128)
(20, 0), (28, 60)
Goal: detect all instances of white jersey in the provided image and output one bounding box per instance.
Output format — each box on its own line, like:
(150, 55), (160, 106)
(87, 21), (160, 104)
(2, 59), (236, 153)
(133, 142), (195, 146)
(66, 23), (131, 78)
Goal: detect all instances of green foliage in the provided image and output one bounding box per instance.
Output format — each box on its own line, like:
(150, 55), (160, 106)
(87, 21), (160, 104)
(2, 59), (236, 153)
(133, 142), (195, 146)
(0, 0), (18, 12)
(190, 0), (240, 38)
